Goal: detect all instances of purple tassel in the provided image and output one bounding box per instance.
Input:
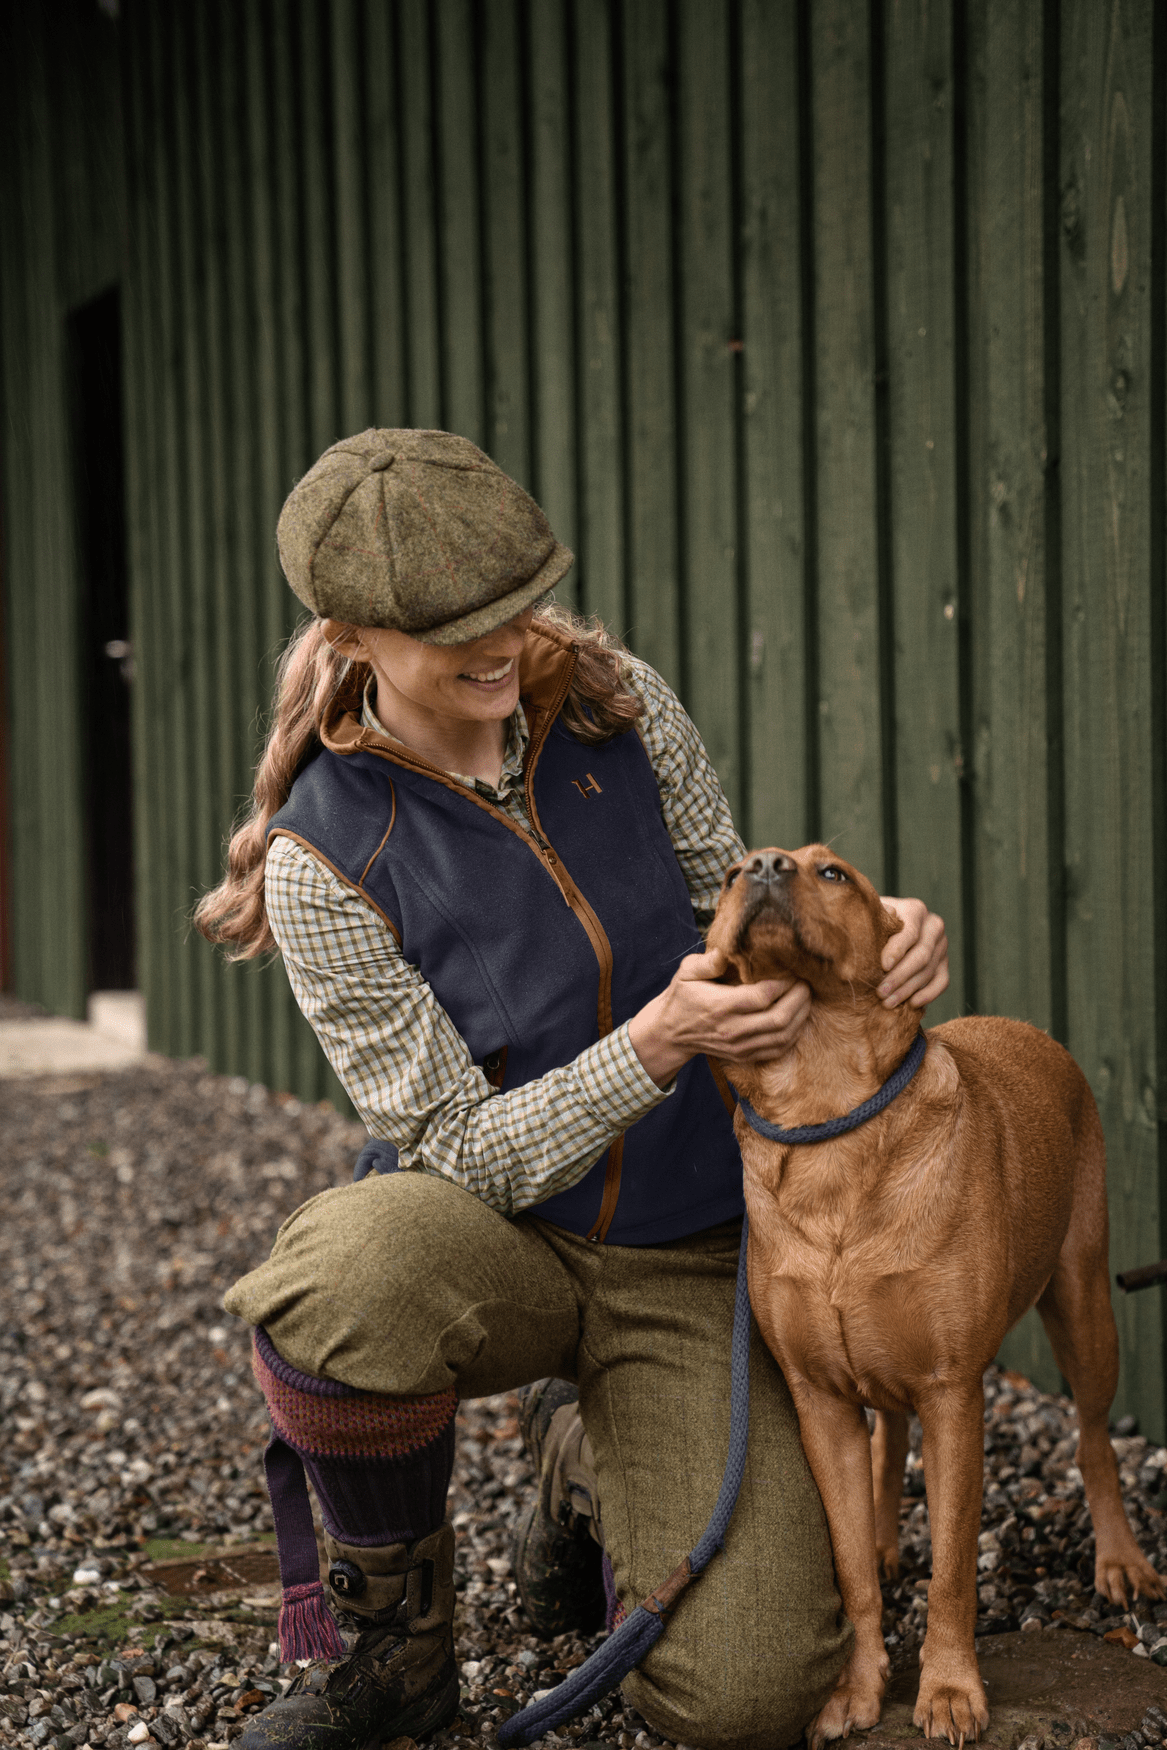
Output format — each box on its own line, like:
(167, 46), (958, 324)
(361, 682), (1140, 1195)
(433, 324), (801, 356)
(278, 1581), (346, 1662)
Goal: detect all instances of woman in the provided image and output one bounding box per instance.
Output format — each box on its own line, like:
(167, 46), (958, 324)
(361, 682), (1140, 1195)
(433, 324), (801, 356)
(202, 429), (948, 1750)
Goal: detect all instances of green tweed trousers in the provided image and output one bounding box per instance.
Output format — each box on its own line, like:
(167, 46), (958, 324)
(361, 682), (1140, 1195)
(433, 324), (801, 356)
(224, 1171), (852, 1750)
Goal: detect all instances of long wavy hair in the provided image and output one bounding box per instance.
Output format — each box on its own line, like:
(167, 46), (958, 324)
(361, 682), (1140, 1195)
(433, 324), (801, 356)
(194, 602), (644, 960)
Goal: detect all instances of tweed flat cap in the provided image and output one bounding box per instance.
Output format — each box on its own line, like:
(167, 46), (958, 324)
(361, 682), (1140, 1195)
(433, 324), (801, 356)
(277, 428), (574, 644)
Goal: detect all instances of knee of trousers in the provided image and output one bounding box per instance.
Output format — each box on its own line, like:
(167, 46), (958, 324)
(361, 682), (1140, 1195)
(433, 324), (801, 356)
(622, 1592), (853, 1750)
(222, 1168), (579, 1398)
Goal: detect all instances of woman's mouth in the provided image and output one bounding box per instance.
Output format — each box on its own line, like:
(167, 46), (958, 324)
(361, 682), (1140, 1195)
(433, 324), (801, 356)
(459, 659), (514, 687)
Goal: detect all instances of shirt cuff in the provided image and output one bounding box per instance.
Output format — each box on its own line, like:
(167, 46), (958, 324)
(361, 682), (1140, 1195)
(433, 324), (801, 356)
(578, 1022), (676, 1126)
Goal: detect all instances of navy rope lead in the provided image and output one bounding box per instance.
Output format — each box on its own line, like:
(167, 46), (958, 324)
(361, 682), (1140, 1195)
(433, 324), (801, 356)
(497, 1214), (753, 1749)
(736, 1030), (927, 1146)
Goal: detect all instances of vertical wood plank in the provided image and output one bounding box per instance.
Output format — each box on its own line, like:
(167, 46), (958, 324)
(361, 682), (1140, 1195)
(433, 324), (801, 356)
(212, 0), (262, 1082)
(190, 0), (232, 1070)
(675, 0), (740, 812)
(738, 0), (807, 848)
(332, 0), (373, 437)
(620, 0), (679, 687)
(811, 1), (886, 886)
(527, 0), (578, 587)
(571, 0), (624, 627)
(363, 0), (408, 429)
(263, 0), (314, 1096)
(299, 0), (341, 457)
(397, 0), (443, 431)
(883, 0), (964, 1020)
(481, 0), (530, 486)
(1060, 0), (1163, 1438)
(966, 0), (1053, 1030)
(152, 8), (198, 1056)
(435, 0), (484, 446)
(120, 2), (159, 1042)
(967, 0), (1059, 1391)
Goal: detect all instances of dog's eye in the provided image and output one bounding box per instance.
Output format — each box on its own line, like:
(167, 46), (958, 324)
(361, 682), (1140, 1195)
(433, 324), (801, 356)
(724, 868), (741, 889)
(819, 865), (848, 883)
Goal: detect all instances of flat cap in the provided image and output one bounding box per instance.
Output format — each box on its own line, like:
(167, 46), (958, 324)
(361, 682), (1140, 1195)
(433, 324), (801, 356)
(276, 428), (574, 644)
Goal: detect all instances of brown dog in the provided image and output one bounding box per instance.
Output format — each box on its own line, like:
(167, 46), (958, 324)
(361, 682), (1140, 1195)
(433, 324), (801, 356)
(706, 844), (1161, 1744)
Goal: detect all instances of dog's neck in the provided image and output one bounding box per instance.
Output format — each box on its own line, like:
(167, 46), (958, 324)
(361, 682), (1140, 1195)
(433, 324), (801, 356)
(728, 998), (921, 1134)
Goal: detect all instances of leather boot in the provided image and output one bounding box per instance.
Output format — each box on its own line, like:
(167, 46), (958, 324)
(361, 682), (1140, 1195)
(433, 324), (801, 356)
(237, 1522), (459, 1750)
(512, 1379), (606, 1638)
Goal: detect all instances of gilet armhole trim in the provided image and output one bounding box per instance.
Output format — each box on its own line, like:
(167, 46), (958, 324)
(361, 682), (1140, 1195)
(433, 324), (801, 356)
(268, 829), (403, 946)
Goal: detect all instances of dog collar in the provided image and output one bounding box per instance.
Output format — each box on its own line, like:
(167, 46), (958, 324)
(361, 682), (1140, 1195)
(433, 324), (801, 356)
(735, 1029), (927, 1145)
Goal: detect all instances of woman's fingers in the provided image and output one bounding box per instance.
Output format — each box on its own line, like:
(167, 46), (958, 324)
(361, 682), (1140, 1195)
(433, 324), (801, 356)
(877, 899), (949, 1009)
(706, 977), (812, 1062)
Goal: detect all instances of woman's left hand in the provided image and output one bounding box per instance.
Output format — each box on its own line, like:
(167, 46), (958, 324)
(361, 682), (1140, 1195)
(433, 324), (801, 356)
(877, 898), (949, 1009)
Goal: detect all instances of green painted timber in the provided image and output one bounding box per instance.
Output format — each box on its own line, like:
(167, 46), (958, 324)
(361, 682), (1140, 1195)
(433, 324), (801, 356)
(2, 0), (1167, 1433)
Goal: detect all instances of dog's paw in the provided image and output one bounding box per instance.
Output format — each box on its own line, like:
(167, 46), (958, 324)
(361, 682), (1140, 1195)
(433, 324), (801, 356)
(808, 1694), (881, 1747)
(807, 1671), (885, 1747)
(1095, 1547), (1165, 1605)
(913, 1670), (989, 1744)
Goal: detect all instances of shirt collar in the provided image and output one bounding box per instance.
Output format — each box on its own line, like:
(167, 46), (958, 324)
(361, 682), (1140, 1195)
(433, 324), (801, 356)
(360, 680), (529, 801)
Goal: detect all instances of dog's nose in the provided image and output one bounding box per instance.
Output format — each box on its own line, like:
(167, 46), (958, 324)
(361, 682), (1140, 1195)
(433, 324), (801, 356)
(743, 851), (795, 884)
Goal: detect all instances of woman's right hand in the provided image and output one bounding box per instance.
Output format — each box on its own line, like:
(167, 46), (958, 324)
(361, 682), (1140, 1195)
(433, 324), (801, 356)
(627, 947), (811, 1090)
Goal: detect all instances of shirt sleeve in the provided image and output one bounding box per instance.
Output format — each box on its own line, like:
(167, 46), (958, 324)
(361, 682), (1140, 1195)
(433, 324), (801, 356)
(264, 834), (671, 1217)
(619, 655), (746, 923)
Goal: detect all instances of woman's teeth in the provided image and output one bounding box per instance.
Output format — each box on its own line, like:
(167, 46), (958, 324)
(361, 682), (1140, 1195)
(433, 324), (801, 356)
(462, 660), (513, 683)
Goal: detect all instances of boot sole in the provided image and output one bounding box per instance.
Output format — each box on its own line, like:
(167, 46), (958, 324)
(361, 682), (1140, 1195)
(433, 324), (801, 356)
(360, 1670), (460, 1749)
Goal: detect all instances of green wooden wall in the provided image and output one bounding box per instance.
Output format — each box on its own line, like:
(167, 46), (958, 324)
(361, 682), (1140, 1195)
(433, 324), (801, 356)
(2, 0), (1166, 1432)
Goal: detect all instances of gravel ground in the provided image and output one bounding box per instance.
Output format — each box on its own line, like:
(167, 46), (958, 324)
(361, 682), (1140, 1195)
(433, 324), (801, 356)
(1, 1057), (1167, 1750)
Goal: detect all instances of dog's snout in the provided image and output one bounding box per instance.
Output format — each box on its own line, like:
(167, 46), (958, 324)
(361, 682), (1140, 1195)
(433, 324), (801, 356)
(744, 851), (795, 884)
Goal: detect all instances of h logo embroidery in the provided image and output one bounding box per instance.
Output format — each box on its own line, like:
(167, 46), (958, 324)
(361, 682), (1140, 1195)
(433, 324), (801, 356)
(571, 772), (603, 799)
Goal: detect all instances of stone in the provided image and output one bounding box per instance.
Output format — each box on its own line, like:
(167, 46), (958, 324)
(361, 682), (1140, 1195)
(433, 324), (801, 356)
(126, 1726), (151, 1745)
(858, 1632), (1167, 1748)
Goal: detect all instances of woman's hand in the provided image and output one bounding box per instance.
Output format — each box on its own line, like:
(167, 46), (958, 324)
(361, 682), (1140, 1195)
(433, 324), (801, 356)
(628, 949), (811, 1090)
(877, 898), (949, 1009)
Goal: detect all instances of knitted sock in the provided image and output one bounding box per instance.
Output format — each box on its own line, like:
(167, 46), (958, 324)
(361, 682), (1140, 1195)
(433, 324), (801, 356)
(252, 1327), (457, 1659)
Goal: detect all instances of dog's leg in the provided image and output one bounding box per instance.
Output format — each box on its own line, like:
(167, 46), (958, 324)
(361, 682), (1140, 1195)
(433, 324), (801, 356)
(1036, 1105), (1162, 1604)
(871, 1410), (910, 1579)
(784, 1381), (889, 1747)
(913, 1383), (990, 1742)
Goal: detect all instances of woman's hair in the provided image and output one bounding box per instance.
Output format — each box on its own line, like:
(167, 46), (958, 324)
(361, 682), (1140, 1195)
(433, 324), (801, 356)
(194, 601), (644, 959)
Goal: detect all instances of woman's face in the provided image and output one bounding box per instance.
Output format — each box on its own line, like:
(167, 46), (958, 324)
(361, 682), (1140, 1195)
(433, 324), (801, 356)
(325, 606), (535, 728)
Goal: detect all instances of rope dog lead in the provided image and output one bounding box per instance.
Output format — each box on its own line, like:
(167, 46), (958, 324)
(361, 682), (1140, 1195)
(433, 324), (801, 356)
(498, 1214), (752, 1748)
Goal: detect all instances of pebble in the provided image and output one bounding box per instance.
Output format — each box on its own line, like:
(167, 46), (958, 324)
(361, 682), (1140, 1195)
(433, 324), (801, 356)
(1, 1051), (1167, 1750)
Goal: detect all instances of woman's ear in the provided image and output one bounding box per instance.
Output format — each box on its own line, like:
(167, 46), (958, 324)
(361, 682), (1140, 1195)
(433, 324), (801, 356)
(320, 618), (365, 660)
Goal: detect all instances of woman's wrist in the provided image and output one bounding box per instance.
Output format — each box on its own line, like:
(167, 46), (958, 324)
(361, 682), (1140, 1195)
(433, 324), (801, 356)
(627, 990), (692, 1089)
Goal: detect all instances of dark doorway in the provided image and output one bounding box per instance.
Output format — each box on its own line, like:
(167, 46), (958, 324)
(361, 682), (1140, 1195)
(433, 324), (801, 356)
(70, 287), (135, 991)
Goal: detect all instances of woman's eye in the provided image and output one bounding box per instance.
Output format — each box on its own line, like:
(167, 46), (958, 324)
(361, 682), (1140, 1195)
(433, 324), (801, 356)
(819, 865), (847, 883)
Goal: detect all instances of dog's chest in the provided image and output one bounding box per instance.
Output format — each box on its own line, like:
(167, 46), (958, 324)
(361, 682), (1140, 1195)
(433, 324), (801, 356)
(743, 1163), (965, 1404)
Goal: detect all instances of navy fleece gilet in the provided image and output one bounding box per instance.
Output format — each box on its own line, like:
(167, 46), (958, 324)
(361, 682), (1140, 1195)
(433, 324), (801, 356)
(268, 639), (744, 1245)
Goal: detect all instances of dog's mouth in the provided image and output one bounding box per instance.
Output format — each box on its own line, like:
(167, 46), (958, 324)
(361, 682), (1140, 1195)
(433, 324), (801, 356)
(733, 883), (828, 970)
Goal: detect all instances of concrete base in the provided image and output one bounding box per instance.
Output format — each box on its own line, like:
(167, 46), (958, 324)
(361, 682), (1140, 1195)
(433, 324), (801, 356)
(0, 991), (148, 1076)
(859, 1631), (1167, 1746)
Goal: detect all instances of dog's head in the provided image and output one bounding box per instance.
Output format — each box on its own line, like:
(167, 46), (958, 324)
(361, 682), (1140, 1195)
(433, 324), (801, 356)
(706, 844), (903, 1002)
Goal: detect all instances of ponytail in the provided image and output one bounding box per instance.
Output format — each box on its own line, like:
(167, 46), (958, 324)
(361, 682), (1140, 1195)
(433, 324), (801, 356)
(196, 604), (643, 960)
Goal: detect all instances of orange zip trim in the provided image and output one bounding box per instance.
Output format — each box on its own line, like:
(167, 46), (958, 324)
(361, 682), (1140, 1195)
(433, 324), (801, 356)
(331, 634), (628, 1244)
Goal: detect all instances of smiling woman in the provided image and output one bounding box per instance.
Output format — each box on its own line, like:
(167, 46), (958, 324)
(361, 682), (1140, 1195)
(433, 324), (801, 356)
(196, 427), (948, 1750)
